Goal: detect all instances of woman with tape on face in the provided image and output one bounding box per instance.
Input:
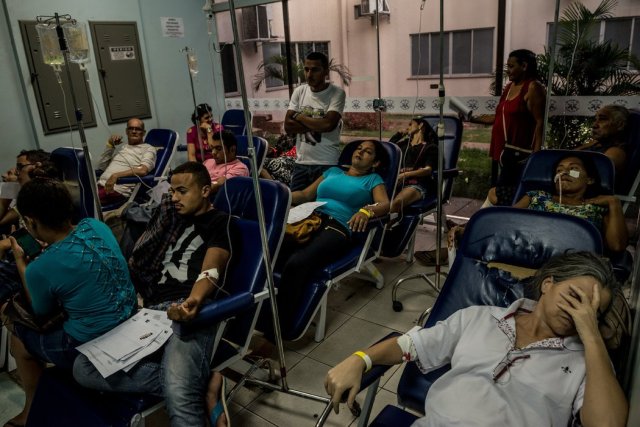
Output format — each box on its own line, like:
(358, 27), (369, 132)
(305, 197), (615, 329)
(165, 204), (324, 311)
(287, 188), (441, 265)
(513, 155), (627, 253)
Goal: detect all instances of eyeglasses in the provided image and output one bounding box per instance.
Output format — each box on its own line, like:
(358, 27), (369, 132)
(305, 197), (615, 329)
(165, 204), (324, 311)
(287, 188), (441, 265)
(492, 349), (531, 383)
(126, 126), (145, 133)
(16, 163), (34, 172)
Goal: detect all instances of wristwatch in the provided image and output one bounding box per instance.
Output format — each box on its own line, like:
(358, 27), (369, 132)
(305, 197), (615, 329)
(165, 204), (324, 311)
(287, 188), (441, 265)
(292, 111), (301, 121)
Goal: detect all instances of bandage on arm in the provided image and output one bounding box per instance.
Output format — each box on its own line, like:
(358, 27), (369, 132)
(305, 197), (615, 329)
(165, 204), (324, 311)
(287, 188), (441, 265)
(196, 267), (219, 283)
(397, 333), (418, 362)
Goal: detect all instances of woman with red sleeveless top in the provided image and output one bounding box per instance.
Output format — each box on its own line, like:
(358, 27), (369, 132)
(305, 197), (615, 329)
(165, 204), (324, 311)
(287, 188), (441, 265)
(470, 49), (546, 205)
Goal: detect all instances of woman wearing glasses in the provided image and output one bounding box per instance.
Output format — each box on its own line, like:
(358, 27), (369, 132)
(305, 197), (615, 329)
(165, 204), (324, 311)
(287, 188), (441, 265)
(325, 252), (627, 427)
(186, 103), (223, 163)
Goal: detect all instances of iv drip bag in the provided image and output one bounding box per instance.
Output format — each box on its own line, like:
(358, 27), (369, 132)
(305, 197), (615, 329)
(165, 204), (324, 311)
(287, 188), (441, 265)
(62, 22), (90, 65)
(35, 23), (64, 66)
(188, 53), (199, 75)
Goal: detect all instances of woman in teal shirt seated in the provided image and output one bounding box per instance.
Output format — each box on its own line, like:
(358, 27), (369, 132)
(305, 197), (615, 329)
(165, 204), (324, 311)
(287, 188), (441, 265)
(1, 178), (136, 427)
(278, 140), (390, 324)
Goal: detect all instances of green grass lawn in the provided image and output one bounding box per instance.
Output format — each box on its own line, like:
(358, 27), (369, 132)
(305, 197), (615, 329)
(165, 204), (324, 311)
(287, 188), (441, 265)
(452, 148), (492, 200)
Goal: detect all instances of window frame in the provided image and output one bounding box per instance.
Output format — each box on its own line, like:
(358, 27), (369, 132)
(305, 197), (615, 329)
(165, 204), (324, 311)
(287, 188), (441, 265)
(410, 27), (495, 78)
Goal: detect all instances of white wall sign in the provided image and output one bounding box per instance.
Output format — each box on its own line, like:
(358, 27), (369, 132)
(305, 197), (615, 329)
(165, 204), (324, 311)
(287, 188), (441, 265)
(109, 46), (136, 61)
(161, 17), (185, 38)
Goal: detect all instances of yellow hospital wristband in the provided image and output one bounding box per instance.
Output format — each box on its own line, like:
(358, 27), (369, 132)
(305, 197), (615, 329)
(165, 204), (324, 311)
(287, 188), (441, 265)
(353, 351), (372, 372)
(358, 208), (373, 218)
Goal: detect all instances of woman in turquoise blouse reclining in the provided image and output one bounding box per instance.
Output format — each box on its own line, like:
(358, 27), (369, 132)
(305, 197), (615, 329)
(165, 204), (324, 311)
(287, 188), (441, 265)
(277, 140), (390, 325)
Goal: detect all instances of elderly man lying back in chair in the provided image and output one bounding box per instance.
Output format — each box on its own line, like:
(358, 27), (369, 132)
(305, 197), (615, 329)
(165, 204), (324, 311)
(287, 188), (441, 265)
(325, 252), (628, 427)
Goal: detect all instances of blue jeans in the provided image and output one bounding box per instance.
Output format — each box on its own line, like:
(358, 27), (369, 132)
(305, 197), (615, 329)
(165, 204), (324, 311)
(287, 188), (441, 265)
(14, 324), (81, 370)
(290, 164), (333, 191)
(73, 324), (218, 426)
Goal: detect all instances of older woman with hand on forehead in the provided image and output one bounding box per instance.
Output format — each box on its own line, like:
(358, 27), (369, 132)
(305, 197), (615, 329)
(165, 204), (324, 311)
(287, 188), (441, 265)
(325, 251), (628, 427)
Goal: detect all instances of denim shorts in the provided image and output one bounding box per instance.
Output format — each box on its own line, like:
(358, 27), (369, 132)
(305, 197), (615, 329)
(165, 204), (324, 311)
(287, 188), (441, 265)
(404, 184), (427, 200)
(14, 324), (81, 370)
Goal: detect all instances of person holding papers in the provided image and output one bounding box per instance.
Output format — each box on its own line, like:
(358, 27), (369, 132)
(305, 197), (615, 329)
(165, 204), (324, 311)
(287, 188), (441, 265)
(73, 162), (232, 427)
(0, 178), (136, 427)
(276, 140), (389, 326)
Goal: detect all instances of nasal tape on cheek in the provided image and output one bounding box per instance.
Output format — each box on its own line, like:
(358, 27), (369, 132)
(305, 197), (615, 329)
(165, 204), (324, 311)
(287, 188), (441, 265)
(569, 170), (580, 178)
(197, 268), (219, 283)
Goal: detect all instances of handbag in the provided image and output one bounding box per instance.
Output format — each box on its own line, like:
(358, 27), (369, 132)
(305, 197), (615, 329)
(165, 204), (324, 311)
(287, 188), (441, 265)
(3, 292), (66, 333)
(285, 213), (322, 244)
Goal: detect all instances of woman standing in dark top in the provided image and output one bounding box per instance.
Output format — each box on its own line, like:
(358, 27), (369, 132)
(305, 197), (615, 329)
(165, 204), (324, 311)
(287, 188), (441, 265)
(389, 117), (439, 213)
(471, 49), (546, 205)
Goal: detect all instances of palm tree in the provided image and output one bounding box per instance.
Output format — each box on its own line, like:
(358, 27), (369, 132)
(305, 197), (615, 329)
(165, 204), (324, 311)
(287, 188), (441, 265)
(538, 0), (640, 96)
(536, 0), (640, 147)
(253, 55), (352, 91)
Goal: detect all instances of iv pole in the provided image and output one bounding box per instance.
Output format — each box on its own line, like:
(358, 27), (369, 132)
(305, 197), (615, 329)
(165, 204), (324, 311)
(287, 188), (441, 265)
(37, 13), (102, 221)
(181, 46), (206, 162)
(390, 0), (447, 317)
(217, 2), (351, 426)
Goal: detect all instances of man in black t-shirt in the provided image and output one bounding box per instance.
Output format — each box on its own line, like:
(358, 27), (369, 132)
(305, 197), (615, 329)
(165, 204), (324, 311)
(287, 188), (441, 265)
(74, 162), (232, 426)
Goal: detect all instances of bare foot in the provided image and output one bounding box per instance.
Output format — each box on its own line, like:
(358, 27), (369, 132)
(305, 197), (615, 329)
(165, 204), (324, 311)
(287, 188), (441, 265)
(205, 371), (227, 427)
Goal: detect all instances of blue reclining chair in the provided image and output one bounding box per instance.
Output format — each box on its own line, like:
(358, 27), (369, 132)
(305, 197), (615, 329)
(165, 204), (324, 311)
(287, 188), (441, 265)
(26, 177), (290, 427)
(271, 139), (401, 343)
(513, 149), (615, 202)
(349, 207), (604, 427)
(100, 128), (178, 212)
(513, 149), (631, 282)
(235, 135), (268, 175)
(381, 114), (462, 261)
(50, 147), (97, 222)
(221, 109), (251, 137)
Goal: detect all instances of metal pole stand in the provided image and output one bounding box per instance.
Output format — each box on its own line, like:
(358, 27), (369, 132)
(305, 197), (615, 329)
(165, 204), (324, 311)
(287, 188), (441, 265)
(39, 13), (102, 221)
(218, 2), (360, 425)
(391, 1), (448, 317)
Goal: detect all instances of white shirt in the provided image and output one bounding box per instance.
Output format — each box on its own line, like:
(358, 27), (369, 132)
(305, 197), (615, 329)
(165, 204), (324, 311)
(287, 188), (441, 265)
(98, 143), (157, 196)
(288, 83), (346, 165)
(407, 299), (586, 427)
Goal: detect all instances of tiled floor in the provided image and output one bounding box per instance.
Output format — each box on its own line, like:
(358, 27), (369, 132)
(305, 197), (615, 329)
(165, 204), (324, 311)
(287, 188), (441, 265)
(0, 199), (474, 427)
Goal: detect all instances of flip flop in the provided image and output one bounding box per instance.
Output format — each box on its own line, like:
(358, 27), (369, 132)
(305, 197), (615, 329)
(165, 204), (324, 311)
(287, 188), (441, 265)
(415, 248), (448, 266)
(209, 376), (230, 427)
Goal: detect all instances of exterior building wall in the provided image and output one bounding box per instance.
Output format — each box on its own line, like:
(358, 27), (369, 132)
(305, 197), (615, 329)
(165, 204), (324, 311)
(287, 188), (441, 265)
(217, 0), (640, 100)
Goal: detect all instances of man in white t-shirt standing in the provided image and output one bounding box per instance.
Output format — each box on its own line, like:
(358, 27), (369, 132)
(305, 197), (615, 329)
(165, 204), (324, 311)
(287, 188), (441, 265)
(285, 51), (346, 191)
(97, 117), (157, 205)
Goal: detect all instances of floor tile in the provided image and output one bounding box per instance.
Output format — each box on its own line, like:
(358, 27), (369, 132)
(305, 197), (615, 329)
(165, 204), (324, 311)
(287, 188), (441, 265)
(348, 387), (399, 427)
(327, 277), (383, 316)
(307, 318), (395, 367)
(381, 364), (406, 393)
(246, 357), (356, 426)
(353, 284), (435, 333)
(283, 308), (350, 355)
(231, 407), (278, 426)
(0, 372), (24, 426)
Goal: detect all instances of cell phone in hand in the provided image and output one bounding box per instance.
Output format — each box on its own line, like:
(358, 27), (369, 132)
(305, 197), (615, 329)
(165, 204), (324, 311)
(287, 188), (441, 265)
(11, 228), (42, 258)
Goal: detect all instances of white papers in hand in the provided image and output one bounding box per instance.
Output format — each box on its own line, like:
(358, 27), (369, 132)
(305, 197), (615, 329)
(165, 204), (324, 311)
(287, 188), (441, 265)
(77, 308), (173, 378)
(287, 201), (326, 224)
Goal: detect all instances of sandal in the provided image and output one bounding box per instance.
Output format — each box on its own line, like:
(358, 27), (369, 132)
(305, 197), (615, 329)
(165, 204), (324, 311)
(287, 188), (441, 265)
(209, 376), (230, 427)
(414, 248), (448, 266)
